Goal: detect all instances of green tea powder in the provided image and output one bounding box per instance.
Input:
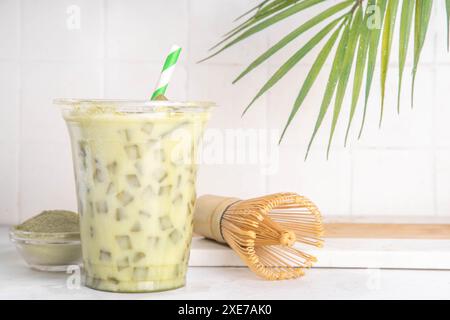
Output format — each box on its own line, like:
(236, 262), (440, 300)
(17, 210), (79, 233)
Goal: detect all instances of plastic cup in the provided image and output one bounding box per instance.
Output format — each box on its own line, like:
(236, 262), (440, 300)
(56, 99), (213, 292)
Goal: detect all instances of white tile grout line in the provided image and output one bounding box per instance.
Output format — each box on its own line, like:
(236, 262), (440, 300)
(264, 27), (270, 195)
(349, 146), (354, 217)
(100, 0), (106, 98)
(431, 3), (439, 217)
(16, 0), (23, 224)
(186, 0), (191, 100)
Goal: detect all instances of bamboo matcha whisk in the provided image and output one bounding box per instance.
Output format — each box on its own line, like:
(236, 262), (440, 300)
(194, 193), (324, 280)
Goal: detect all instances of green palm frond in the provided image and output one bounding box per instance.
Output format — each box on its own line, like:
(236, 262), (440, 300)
(380, 0), (399, 126)
(345, 1), (371, 146)
(327, 6), (362, 158)
(446, 0), (450, 50)
(397, 0), (414, 113)
(412, 0), (433, 108)
(202, 0), (440, 157)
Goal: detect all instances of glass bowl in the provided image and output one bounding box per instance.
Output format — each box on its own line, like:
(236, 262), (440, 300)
(9, 226), (82, 272)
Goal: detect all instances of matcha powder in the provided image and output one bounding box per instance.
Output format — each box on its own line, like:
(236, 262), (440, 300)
(17, 210), (79, 233)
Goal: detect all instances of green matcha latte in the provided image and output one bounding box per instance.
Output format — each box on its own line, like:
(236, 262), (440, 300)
(58, 100), (212, 292)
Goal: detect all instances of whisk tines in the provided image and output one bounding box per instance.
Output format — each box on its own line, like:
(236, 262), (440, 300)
(219, 192), (324, 280)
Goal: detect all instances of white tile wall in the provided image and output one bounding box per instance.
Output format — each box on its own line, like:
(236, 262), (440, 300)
(20, 142), (77, 221)
(352, 149), (434, 216)
(267, 146), (352, 216)
(21, 0), (103, 60)
(1, 0), (450, 224)
(189, 0), (268, 64)
(104, 61), (188, 99)
(436, 149), (450, 216)
(105, 0), (189, 61)
(20, 61), (102, 143)
(0, 0), (20, 59)
(0, 61), (19, 225)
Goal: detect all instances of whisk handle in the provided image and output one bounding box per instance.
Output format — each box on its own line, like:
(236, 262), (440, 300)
(194, 195), (241, 243)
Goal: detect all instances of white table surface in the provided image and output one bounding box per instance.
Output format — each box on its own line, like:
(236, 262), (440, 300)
(2, 226), (450, 300)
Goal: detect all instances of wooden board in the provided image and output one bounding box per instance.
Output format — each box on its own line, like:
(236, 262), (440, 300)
(324, 223), (450, 239)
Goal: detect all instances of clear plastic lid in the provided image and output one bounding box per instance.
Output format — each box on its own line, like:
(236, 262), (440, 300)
(54, 99), (215, 114)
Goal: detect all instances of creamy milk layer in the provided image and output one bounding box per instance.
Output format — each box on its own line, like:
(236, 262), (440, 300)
(64, 106), (208, 292)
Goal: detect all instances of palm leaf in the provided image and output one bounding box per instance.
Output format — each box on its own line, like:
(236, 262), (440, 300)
(242, 16), (343, 116)
(220, 0), (295, 48)
(327, 7), (363, 157)
(253, 0), (298, 19)
(397, 0), (415, 113)
(279, 20), (346, 143)
(380, 0), (399, 127)
(412, 0), (433, 108)
(305, 17), (351, 159)
(233, 0), (272, 22)
(200, 0), (325, 62)
(358, 0), (387, 139)
(233, 0), (354, 84)
(344, 5), (371, 146)
(203, 0), (444, 157)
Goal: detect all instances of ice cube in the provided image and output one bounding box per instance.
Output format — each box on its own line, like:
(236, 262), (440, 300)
(148, 236), (159, 247)
(115, 235), (132, 250)
(107, 161), (118, 175)
(182, 248), (190, 263)
(161, 121), (189, 138)
(116, 208), (127, 221)
(172, 193), (183, 205)
(141, 123), (154, 135)
(99, 250), (112, 261)
(107, 277), (120, 285)
(159, 216), (173, 230)
(126, 174), (141, 188)
(116, 191), (134, 206)
(106, 182), (115, 195)
(89, 277), (102, 288)
(134, 161), (143, 175)
(118, 129), (131, 141)
(124, 145), (140, 160)
(117, 257), (130, 271)
(139, 210), (151, 218)
(133, 252), (146, 263)
(78, 141), (87, 158)
(173, 264), (180, 277)
(159, 185), (172, 196)
(154, 148), (166, 162)
(130, 222), (141, 232)
(95, 201), (108, 214)
(78, 144), (88, 167)
(133, 267), (148, 281)
(153, 168), (167, 183)
(142, 185), (155, 198)
(88, 202), (94, 214)
(93, 168), (105, 183)
(146, 139), (158, 150)
(169, 229), (182, 244)
(176, 175), (182, 188)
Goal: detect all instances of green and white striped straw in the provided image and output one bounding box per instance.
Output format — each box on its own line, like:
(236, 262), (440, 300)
(151, 45), (182, 100)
